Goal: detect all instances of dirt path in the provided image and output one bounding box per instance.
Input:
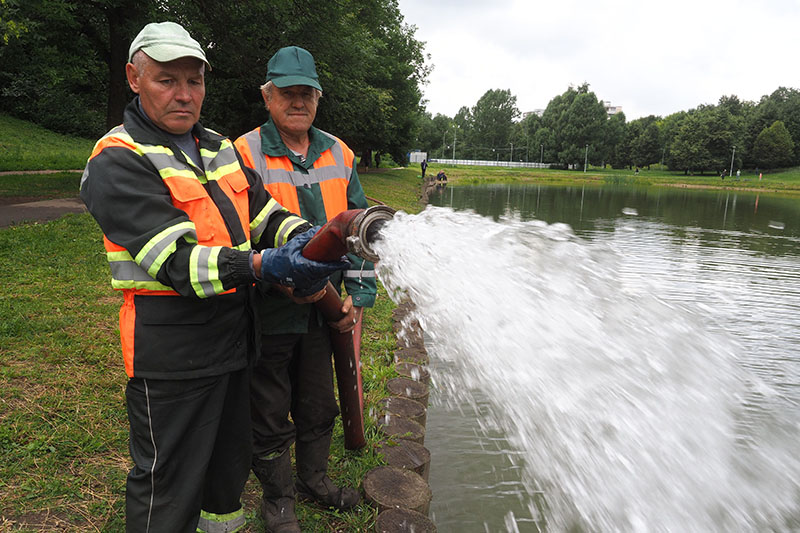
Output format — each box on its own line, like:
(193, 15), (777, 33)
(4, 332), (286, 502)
(0, 197), (86, 228)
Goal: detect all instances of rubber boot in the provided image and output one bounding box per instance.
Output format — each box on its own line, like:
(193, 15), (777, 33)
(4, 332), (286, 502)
(294, 433), (361, 510)
(252, 450), (301, 533)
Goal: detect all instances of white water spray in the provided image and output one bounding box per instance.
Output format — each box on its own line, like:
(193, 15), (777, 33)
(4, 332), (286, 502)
(374, 206), (800, 532)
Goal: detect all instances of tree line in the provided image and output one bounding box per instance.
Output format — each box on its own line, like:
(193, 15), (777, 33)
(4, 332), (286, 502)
(416, 84), (800, 173)
(0, 0), (429, 165)
(3, 0), (799, 172)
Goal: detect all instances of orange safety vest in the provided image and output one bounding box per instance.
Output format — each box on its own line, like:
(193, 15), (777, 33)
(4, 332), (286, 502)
(87, 126), (255, 377)
(235, 126), (352, 223)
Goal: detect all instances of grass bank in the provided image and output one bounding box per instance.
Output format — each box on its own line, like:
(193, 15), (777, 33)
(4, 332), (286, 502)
(0, 115), (94, 172)
(0, 167), (422, 532)
(425, 162), (800, 194)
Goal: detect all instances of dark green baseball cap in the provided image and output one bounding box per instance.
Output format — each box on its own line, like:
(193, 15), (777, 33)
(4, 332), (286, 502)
(266, 46), (322, 91)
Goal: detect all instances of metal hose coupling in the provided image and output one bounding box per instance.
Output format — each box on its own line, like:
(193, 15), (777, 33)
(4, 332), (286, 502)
(301, 205), (396, 263)
(345, 205), (396, 262)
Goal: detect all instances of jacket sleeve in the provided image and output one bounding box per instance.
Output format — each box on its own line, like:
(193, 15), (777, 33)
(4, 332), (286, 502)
(343, 159), (377, 308)
(81, 140), (308, 299)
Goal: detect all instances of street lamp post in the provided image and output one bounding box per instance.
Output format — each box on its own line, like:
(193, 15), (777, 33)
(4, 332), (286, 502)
(452, 129), (456, 160)
(584, 144), (589, 172)
(729, 145), (736, 177)
(540, 144), (543, 165)
(442, 130), (446, 159)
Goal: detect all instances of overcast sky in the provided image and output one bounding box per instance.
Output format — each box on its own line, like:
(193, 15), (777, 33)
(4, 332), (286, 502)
(396, 0), (800, 120)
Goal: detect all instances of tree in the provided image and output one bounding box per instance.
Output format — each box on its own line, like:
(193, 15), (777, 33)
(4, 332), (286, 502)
(0, 0), (153, 136)
(540, 84), (607, 169)
(467, 88), (519, 160)
(602, 111), (626, 168)
(0, 0), (429, 163)
(629, 116), (661, 168)
(753, 120), (794, 169)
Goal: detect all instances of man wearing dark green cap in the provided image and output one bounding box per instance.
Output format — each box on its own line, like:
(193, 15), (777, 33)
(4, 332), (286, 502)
(81, 24), (346, 533)
(235, 46), (374, 532)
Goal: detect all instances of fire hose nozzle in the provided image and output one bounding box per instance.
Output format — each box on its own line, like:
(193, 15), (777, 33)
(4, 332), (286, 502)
(345, 205), (396, 263)
(301, 205), (396, 264)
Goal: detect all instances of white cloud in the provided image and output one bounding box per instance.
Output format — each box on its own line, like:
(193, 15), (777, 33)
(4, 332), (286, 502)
(399, 0), (800, 119)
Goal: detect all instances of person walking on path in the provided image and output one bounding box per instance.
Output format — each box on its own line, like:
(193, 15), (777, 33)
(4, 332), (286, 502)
(235, 45), (375, 532)
(80, 23), (346, 532)
(421, 158), (428, 178)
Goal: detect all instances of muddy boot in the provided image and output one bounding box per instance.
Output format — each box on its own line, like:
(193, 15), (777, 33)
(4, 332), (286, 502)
(294, 434), (361, 511)
(252, 450), (301, 533)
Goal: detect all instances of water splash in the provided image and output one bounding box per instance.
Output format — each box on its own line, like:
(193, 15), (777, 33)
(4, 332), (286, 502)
(374, 206), (800, 532)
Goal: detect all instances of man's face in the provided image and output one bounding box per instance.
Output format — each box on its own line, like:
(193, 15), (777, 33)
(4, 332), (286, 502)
(126, 55), (205, 135)
(266, 85), (318, 138)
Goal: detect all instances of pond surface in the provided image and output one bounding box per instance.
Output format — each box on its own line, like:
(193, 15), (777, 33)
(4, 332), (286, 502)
(379, 184), (800, 532)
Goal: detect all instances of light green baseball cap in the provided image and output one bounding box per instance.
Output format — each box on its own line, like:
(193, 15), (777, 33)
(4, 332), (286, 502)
(128, 21), (211, 70)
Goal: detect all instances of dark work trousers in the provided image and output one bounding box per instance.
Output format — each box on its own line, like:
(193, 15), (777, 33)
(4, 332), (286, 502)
(250, 322), (340, 459)
(125, 367), (252, 533)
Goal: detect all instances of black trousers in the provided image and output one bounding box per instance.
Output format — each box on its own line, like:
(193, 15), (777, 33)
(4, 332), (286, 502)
(125, 367), (251, 533)
(250, 323), (340, 458)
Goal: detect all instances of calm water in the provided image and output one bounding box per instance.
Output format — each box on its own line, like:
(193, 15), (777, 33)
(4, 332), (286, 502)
(374, 184), (800, 532)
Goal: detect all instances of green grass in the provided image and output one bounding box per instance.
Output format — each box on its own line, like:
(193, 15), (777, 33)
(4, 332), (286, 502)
(0, 168), (423, 532)
(0, 172), (83, 200)
(0, 114), (95, 171)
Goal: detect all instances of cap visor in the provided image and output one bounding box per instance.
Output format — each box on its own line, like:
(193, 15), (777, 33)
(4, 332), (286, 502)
(142, 46), (211, 70)
(271, 75), (321, 91)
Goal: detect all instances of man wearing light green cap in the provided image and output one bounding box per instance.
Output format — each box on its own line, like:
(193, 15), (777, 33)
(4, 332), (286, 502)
(235, 46), (374, 532)
(81, 23), (347, 533)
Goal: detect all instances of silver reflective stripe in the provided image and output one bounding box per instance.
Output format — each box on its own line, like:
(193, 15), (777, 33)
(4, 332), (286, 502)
(193, 246), (217, 298)
(110, 259), (159, 282)
(251, 199), (284, 245)
(344, 270), (376, 278)
(263, 164), (347, 186)
(202, 142), (239, 177)
(143, 379), (158, 533)
(244, 130), (269, 177)
(138, 225), (197, 276)
(197, 513), (246, 532)
(274, 216), (306, 247)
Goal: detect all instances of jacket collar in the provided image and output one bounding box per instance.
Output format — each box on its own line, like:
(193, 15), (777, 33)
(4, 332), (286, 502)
(123, 97), (220, 151)
(259, 116), (335, 169)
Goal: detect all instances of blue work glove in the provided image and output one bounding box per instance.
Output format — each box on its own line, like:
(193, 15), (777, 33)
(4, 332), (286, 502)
(260, 227), (350, 294)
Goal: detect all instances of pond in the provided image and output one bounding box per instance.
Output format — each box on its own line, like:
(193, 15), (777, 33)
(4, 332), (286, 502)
(376, 184), (800, 532)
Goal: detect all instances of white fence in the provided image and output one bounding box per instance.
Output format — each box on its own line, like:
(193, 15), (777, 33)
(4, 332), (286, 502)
(428, 158), (551, 169)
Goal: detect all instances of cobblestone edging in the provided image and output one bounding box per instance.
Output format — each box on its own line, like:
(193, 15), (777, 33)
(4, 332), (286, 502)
(366, 301), (437, 532)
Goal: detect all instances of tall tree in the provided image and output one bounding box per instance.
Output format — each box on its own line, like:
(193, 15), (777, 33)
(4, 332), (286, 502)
(467, 88), (519, 161)
(753, 120), (794, 169)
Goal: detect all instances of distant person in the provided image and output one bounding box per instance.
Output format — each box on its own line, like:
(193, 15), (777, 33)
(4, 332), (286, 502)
(634, 167), (639, 175)
(421, 158), (428, 178)
(736, 169), (741, 179)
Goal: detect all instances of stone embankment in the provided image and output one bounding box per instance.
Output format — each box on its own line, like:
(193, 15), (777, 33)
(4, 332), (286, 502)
(366, 300), (437, 532)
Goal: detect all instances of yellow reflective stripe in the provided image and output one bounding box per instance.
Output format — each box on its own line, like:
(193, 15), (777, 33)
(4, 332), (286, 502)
(205, 159), (241, 182)
(250, 197), (284, 245)
(274, 216), (306, 248)
(231, 240), (251, 251)
(189, 246), (224, 298)
(158, 165), (202, 181)
(135, 221), (197, 278)
(111, 279), (173, 291)
(197, 506), (245, 532)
